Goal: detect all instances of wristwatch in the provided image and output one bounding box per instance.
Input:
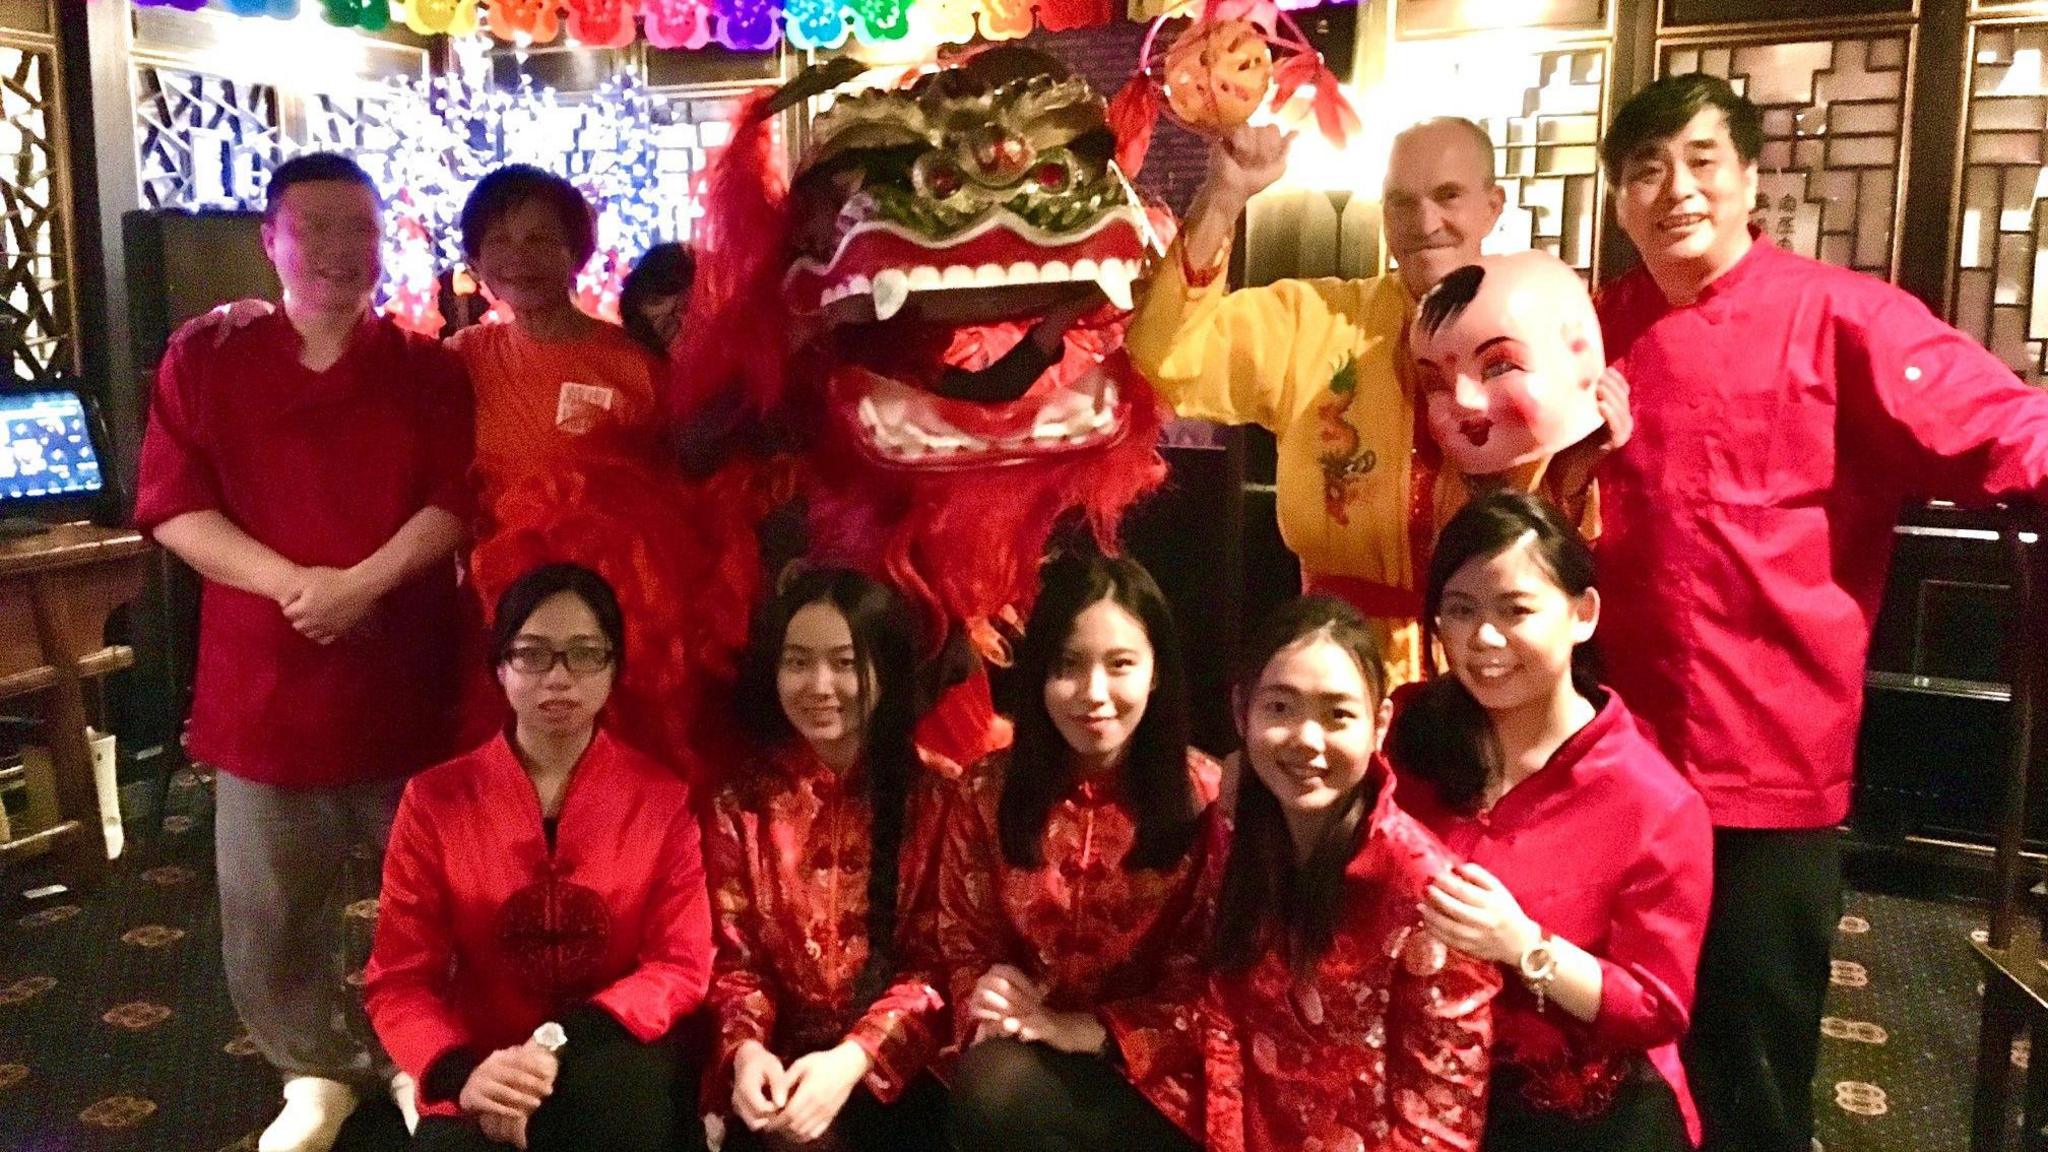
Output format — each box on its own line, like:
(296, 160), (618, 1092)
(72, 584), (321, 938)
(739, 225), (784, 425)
(1517, 936), (1559, 1013)
(531, 1021), (567, 1053)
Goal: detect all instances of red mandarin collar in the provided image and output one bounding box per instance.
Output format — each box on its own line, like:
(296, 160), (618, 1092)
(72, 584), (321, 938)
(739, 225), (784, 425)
(1072, 764), (1126, 806)
(1676, 226), (1772, 309)
(769, 739), (868, 793)
(1480, 688), (1625, 822)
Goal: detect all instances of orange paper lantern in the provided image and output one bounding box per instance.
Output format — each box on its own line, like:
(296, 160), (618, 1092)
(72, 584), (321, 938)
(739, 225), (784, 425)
(1161, 17), (1271, 135)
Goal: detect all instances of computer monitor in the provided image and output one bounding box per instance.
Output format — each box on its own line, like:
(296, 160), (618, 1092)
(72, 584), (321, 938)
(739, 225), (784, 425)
(0, 388), (108, 536)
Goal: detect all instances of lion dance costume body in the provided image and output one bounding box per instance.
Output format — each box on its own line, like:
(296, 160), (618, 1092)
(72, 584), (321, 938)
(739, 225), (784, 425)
(478, 46), (1171, 778)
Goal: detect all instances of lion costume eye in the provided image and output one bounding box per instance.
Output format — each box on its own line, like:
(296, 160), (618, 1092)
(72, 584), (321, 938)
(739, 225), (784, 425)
(913, 152), (969, 201)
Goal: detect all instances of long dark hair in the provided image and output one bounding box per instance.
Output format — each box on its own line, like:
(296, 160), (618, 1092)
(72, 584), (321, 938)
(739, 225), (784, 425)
(735, 568), (922, 1006)
(1387, 490), (1598, 813)
(998, 552), (1198, 872)
(1211, 596), (1388, 976)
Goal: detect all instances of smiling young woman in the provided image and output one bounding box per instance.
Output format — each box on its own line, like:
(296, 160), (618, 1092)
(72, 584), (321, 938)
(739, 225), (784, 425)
(1387, 492), (1713, 1151)
(704, 568), (956, 1152)
(936, 552), (1222, 1152)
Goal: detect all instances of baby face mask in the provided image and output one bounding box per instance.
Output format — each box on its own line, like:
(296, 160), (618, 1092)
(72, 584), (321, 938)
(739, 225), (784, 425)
(1410, 251), (1605, 476)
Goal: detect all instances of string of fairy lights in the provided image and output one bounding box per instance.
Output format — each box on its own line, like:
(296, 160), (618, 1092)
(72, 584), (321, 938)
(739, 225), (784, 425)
(133, 0), (1153, 51)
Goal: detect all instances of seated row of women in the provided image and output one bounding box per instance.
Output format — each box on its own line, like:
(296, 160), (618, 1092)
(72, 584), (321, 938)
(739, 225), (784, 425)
(360, 489), (1715, 1152)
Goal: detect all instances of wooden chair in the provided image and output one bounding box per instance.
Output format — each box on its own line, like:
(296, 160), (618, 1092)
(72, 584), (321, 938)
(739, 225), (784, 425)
(0, 524), (150, 888)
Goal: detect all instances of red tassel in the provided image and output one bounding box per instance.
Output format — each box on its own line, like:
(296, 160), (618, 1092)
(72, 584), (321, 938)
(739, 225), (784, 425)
(1307, 63), (1360, 147)
(1106, 75), (1163, 178)
(671, 90), (796, 424)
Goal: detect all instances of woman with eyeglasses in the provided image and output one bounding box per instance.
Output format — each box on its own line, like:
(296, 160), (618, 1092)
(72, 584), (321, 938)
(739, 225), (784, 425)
(365, 562), (713, 1152)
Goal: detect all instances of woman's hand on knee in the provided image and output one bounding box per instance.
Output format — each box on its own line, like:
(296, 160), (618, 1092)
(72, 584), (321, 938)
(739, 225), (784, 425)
(968, 964), (1044, 1037)
(461, 1045), (558, 1117)
(732, 1040), (790, 1131)
(776, 1041), (873, 1142)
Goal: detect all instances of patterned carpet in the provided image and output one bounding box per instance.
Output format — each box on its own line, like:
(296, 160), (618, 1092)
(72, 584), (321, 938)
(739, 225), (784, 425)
(0, 770), (2014, 1150)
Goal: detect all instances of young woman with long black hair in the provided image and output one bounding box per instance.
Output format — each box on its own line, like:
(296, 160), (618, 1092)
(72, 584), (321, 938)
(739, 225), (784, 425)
(940, 553), (1224, 1152)
(1111, 595), (1500, 1152)
(706, 568), (955, 1152)
(1390, 490), (1713, 1149)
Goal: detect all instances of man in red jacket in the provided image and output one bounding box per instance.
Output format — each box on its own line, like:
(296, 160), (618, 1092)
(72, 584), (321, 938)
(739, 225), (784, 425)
(1593, 73), (2048, 1152)
(134, 153), (472, 1152)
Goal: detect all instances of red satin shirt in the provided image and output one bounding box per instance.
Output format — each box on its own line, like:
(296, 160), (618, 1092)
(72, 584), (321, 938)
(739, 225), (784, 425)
(705, 742), (960, 1105)
(1597, 235), (2048, 828)
(1392, 687), (1713, 1142)
(133, 311), (475, 788)
(364, 730), (712, 1118)
(930, 748), (1227, 1064)
(1110, 758), (1498, 1152)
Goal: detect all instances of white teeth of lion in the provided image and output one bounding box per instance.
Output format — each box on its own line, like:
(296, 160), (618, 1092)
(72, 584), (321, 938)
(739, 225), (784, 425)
(871, 270), (910, 321)
(1039, 260), (1071, 283)
(907, 265), (942, 290)
(1070, 258), (1099, 280)
(823, 274), (872, 306)
(974, 264), (1006, 286)
(1007, 262), (1041, 284)
(941, 265), (976, 288)
(1095, 261), (1134, 310)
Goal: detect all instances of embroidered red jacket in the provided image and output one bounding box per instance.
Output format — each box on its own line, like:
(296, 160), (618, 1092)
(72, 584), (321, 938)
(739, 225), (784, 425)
(364, 730), (712, 1117)
(1109, 759), (1498, 1152)
(931, 748), (1227, 1068)
(1393, 686), (1713, 1143)
(705, 743), (959, 1106)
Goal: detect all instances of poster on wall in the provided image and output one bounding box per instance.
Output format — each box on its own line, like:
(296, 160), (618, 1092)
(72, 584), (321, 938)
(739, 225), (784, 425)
(1752, 171), (1821, 260)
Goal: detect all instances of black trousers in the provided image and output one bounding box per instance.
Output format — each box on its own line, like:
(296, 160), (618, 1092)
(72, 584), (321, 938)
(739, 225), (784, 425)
(1682, 826), (1842, 1152)
(720, 1072), (948, 1152)
(413, 1028), (707, 1152)
(947, 1037), (1198, 1152)
(1483, 1054), (1690, 1152)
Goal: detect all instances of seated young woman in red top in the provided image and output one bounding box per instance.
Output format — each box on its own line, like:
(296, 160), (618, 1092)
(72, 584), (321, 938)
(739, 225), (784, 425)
(940, 553), (1226, 1152)
(364, 562), (712, 1152)
(1112, 596), (1500, 1152)
(706, 568), (955, 1152)
(1389, 491), (1714, 1150)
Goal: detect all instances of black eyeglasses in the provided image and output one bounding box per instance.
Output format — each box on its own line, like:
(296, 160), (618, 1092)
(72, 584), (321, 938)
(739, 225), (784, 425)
(501, 644), (615, 675)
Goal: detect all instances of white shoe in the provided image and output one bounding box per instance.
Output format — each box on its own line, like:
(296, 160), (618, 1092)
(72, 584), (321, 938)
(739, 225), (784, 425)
(257, 1076), (357, 1152)
(390, 1071), (420, 1135)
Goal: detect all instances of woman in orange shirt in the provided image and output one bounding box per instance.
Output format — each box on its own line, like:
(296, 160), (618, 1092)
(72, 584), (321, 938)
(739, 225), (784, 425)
(452, 165), (665, 528)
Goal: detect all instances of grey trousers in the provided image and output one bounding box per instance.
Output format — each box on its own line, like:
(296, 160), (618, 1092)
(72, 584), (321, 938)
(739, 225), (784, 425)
(215, 771), (406, 1091)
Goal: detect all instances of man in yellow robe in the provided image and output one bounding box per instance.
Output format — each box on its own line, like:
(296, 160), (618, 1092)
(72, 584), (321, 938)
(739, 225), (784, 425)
(1128, 118), (1610, 684)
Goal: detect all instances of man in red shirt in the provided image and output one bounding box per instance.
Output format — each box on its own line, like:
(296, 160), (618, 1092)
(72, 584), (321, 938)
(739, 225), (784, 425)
(1594, 74), (2048, 1152)
(134, 153), (473, 1152)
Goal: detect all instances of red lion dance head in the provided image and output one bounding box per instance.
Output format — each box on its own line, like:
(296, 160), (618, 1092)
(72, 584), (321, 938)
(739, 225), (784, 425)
(679, 47), (1172, 759)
